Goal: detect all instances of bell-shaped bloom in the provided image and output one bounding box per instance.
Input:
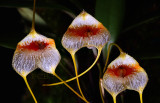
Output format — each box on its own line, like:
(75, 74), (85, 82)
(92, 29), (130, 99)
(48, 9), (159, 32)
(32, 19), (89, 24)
(56, 11), (110, 101)
(102, 52), (148, 103)
(44, 11), (110, 102)
(12, 30), (61, 103)
(62, 10), (110, 52)
(45, 11), (111, 94)
(12, 31), (61, 77)
(12, 31), (88, 103)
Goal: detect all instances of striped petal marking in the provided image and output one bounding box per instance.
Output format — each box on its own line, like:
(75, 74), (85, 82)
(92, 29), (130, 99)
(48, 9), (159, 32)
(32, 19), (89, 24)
(12, 32), (61, 77)
(62, 11), (110, 52)
(102, 53), (148, 96)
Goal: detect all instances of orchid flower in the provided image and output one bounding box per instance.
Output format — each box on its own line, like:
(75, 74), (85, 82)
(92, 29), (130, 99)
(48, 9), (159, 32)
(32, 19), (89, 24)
(44, 11), (110, 102)
(102, 43), (148, 103)
(12, 0), (87, 102)
(12, 30), (60, 103)
(45, 10), (110, 85)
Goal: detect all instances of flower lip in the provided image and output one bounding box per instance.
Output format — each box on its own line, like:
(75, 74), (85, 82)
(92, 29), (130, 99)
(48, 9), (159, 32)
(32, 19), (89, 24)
(66, 24), (105, 38)
(107, 64), (138, 78)
(17, 33), (55, 51)
(18, 40), (49, 51)
(106, 53), (141, 78)
(102, 52), (148, 96)
(12, 32), (60, 76)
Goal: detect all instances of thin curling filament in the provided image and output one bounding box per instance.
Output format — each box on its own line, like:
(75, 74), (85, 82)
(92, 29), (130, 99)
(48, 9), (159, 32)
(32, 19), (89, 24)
(43, 48), (102, 86)
(61, 10), (110, 101)
(100, 43), (123, 103)
(103, 43), (123, 73)
(52, 71), (89, 103)
(44, 11), (110, 92)
(15, 30), (89, 102)
(71, 53), (86, 100)
(12, 0), (88, 102)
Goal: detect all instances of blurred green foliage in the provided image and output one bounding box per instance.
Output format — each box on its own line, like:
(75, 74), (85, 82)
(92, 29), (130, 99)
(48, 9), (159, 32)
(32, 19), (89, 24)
(0, 0), (160, 103)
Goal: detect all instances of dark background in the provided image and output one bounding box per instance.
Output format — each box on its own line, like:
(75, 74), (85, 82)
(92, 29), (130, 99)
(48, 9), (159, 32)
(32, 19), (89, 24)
(0, 0), (160, 103)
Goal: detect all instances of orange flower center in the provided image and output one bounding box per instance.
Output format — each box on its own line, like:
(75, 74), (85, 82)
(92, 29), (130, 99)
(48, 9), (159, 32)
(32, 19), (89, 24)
(107, 65), (137, 78)
(19, 41), (50, 51)
(66, 25), (104, 38)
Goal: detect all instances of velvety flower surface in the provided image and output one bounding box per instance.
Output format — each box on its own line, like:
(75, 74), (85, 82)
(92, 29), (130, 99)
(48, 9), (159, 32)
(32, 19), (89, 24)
(12, 31), (61, 77)
(102, 53), (148, 96)
(62, 11), (110, 52)
(49, 11), (111, 87)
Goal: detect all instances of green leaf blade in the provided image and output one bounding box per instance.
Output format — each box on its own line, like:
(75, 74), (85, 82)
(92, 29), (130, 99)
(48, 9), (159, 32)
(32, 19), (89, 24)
(95, 0), (125, 60)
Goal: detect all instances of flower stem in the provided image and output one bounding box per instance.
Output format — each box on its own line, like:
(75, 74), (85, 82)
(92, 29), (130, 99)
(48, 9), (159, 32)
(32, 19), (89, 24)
(113, 95), (117, 103)
(23, 76), (37, 103)
(43, 48), (102, 86)
(71, 53), (87, 101)
(139, 91), (143, 103)
(53, 72), (89, 103)
(99, 79), (105, 103)
(31, 0), (36, 31)
(103, 43), (123, 73)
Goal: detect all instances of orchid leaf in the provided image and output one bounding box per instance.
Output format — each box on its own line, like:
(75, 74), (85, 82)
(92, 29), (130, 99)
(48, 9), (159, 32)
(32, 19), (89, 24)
(95, 0), (125, 60)
(18, 8), (47, 26)
(0, 0), (76, 17)
(0, 0), (76, 49)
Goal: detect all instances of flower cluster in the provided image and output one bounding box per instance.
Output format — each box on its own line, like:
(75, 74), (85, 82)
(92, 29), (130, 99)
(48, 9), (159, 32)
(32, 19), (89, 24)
(11, 1), (148, 102)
